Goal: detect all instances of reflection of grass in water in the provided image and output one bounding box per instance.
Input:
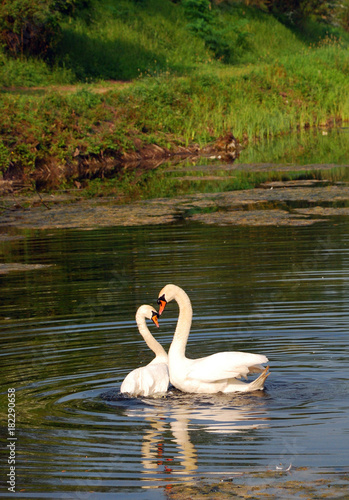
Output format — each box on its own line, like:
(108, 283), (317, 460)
(137, 166), (349, 199)
(82, 128), (349, 201)
(239, 128), (349, 165)
(314, 166), (349, 182)
(84, 164), (348, 201)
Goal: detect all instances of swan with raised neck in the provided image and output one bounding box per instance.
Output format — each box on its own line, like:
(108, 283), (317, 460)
(158, 284), (270, 394)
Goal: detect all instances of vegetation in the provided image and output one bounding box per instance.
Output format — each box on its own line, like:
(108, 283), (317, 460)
(0, 0), (348, 193)
(81, 129), (349, 200)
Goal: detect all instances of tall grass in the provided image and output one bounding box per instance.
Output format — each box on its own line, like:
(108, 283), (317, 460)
(120, 34), (349, 144)
(0, 0), (348, 188)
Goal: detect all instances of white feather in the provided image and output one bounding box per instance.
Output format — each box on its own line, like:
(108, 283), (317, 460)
(159, 285), (270, 394)
(120, 305), (169, 397)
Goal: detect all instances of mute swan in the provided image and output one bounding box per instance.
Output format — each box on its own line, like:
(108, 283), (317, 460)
(120, 305), (169, 397)
(157, 284), (270, 394)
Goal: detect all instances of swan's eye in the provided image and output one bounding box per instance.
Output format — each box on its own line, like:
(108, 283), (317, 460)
(157, 294), (167, 315)
(151, 311), (160, 327)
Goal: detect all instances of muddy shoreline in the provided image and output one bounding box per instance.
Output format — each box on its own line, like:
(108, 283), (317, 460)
(1, 178), (349, 232)
(1, 133), (241, 192)
(1, 159), (348, 232)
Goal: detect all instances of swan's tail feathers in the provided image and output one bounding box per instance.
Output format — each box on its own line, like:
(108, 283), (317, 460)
(249, 366), (270, 391)
(248, 364), (266, 374)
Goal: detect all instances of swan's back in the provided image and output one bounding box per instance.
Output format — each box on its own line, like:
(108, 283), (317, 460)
(187, 351), (268, 382)
(158, 283), (270, 394)
(120, 362), (169, 397)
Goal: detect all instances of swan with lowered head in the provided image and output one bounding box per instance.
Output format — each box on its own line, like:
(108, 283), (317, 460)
(120, 305), (169, 397)
(157, 284), (270, 394)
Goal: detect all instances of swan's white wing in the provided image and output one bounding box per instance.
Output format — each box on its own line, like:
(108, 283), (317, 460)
(144, 363), (170, 395)
(187, 352), (268, 383)
(121, 362), (169, 397)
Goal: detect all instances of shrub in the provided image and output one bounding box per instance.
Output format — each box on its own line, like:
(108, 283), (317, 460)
(245, 0), (345, 26)
(0, 0), (61, 59)
(54, 0), (91, 17)
(182, 0), (250, 62)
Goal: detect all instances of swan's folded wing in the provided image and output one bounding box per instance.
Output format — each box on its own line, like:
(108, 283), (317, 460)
(187, 352), (268, 383)
(140, 363), (170, 396)
(121, 363), (169, 397)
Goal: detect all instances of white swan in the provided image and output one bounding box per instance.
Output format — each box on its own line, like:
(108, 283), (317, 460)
(120, 305), (169, 397)
(157, 284), (270, 394)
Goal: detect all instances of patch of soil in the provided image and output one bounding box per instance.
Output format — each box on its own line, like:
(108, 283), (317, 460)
(0, 263), (51, 274)
(1, 80), (130, 95)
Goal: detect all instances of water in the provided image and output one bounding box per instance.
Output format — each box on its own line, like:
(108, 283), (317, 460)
(1, 219), (349, 498)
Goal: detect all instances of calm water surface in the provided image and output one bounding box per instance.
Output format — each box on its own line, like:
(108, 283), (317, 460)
(1, 219), (349, 498)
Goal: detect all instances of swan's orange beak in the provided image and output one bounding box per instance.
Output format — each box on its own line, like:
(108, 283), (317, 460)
(157, 295), (167, 315)
(151, 311), (160, 328)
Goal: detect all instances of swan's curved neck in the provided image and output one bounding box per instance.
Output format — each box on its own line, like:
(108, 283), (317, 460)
(170, 287), (193, 357)
(136, 311), (167, 360)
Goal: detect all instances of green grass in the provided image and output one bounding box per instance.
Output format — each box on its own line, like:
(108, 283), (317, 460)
(55, 0), (211, 81)
(1, 0), (348, 85)
(0, 0), (348, 191)
(0, 51), (76, 87)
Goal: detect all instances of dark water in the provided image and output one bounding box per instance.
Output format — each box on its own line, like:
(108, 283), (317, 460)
(1, 218), (349, 498)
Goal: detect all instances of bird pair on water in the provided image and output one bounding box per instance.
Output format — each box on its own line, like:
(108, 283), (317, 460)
(120, 284), (270, 397)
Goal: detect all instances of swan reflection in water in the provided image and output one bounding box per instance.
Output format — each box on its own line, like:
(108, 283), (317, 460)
(124, 390), (270, 483)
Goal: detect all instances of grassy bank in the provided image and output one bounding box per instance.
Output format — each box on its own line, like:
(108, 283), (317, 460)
(0, 0), (348, 193)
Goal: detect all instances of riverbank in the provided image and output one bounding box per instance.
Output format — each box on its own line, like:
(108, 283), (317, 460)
(1, 58), (348, 192)
(1, 0), (349, 192)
